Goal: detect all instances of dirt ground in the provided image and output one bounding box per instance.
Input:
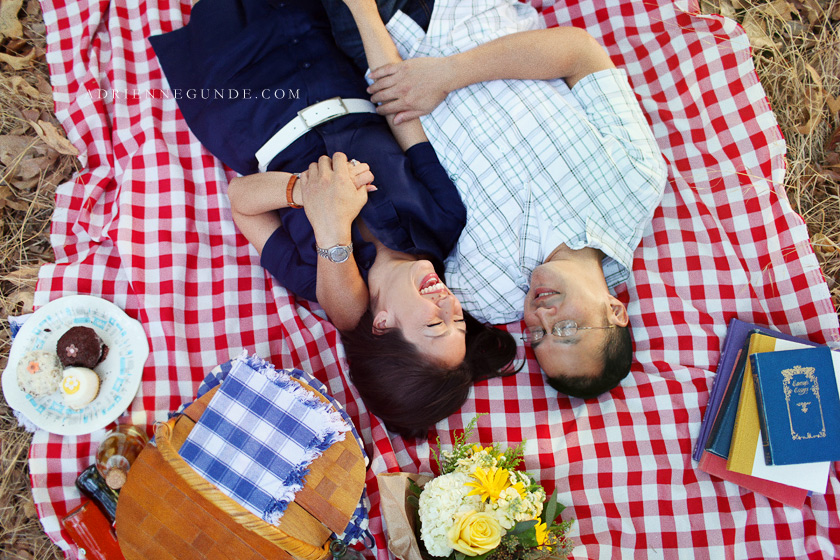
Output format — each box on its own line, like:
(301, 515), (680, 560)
(1, 0), (838, 558)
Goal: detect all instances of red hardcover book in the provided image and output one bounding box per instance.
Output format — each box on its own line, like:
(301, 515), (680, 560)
(697, 452), (808, 509)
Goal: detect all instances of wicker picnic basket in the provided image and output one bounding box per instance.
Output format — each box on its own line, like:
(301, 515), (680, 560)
(115, 379), (367, 560)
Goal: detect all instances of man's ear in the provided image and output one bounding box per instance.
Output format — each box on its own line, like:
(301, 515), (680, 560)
(372, 310), (391, 335)
(607, 296), (629, 327)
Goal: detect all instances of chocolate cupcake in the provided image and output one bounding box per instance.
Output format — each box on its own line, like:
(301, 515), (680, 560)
(56, 326), (108, 368)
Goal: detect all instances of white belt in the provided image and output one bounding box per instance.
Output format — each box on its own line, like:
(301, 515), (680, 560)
(255, 97), (377, 172)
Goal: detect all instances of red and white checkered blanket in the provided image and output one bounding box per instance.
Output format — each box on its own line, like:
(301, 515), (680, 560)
(32, 0), (840, 558)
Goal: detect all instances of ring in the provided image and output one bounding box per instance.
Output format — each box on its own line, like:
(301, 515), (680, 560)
(350, 159), (359, 167)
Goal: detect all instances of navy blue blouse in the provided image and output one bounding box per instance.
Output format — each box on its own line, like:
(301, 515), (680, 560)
(149, 0), (466, 303)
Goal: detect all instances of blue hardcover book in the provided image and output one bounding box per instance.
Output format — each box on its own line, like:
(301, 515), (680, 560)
(701, 321), (819, 461)
(750, 346), (840, 466)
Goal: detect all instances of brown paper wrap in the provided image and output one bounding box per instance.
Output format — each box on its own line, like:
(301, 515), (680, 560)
(376, 472), (433, 560)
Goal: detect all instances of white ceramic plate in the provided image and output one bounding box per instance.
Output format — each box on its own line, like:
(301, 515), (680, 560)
(2, 295), (149, 435)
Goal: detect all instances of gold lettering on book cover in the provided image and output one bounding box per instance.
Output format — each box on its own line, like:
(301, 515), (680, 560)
(782, 365), (826, 441)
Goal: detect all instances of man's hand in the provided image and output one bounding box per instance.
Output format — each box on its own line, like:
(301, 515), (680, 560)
(300, 153), (374, 246)
(368, 57), (456, 124)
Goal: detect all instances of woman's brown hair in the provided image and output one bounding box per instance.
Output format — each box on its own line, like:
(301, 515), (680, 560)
(340, 310), (519, 439)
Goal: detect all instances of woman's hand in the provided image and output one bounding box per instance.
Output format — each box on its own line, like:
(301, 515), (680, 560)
(293, 159), (375, 206)
(368, 57), (457, 124)
(300, 153), (375, 246)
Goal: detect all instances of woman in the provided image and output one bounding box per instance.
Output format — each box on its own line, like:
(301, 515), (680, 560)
(149, 0), (517, 437)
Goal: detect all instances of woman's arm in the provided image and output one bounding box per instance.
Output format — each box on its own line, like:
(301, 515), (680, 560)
(343, 0), (428, 151)
(301, 153), (373, 331)
(228, 159), (375, 331)
(368, 27), (616, 123)
(228, 171), (305, 254)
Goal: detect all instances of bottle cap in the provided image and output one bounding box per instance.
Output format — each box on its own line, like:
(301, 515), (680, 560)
(105, 468), (127, 490)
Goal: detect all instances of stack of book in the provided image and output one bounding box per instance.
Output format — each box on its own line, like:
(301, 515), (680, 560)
(694, 318), (840, 508)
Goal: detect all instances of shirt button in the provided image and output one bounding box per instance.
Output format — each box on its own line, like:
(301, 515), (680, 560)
(278, 2), (285, 6)
(291, 38), (299, 45)
(449, 174), (458, 182)
(301, 62), (311, 69)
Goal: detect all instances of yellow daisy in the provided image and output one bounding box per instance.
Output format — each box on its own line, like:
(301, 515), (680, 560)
(465, 467), (511, 503)
(534, 521), (549, 549)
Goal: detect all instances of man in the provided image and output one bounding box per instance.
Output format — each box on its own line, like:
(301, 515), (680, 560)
(339, 0), (668, 398)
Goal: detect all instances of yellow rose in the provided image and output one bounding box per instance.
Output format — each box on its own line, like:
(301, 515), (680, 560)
(447, 511), (502, 556)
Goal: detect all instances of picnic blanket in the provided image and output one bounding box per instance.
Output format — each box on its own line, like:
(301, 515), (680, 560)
(31, 0), (840, 558)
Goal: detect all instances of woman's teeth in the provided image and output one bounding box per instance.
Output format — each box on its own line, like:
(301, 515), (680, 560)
(420, 281), (445, 294)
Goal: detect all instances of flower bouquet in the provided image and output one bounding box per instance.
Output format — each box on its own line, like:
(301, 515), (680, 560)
(397, 418), (574, 560)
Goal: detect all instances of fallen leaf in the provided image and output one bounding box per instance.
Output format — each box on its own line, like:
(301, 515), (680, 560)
(812, 232), (840, 255)
(795, 65), (824, 135)
(0, 0), (23, 39)
(21, 108), (39, 122)
(10, 75), (41, 100)
(826, 125), (840, 152)
(0, 49), (36, 70)
(757, 0), (797, 22)
(28, 120), (79, 156)
(10, 546), (35, 560)
(5, 37), (28, 54)
(3, 264), (43, 288)
(0, 182), (30, 211)
(18, 153), (58, 180)
(718, 0), (738, 19)
(827, 94), (840, 118)
(0, 134), (46, 165)
(741, 13), (779, 49)
(800, 0), (823, 26)
(22, 500), (37, 519)
(35, 73), (53, 97)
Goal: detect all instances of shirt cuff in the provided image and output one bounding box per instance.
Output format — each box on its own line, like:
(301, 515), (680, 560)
(570, 67), (639, 118)
(386, 9), (425, 60)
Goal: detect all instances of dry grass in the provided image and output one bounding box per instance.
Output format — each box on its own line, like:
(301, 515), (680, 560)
(0, 0), (838, 558)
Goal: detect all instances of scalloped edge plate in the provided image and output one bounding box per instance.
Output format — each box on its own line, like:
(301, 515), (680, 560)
(2, 295), (149, 435)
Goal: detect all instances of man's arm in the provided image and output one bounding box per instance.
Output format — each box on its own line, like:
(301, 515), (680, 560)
(368, 27), (616, 123)
(343, 0), (429, 150)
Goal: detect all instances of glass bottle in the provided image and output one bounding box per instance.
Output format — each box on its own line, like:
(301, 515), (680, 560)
(94, 424), (149, 490)
(330, 540), (366, 560)
(75, 464), (119, 524)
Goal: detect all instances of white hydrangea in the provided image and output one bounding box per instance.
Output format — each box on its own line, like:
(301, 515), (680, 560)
(418, 472), (482, 557)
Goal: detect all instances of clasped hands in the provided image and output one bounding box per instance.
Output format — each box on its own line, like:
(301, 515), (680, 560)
(297, 152), (375, 242)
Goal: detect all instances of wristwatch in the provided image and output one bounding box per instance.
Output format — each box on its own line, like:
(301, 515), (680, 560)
(316, 243), (354, 263)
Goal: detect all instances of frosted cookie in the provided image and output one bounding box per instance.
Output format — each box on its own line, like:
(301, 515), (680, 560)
(61, 367), (101, 409)
(56, 326), (108, 368)
(17, 351), (63, 397)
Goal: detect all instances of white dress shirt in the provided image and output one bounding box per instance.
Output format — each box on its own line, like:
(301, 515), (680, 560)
(386, 0), (667, 324)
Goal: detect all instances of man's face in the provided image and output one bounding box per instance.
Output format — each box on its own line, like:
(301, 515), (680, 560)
(523, 261), (626, 381)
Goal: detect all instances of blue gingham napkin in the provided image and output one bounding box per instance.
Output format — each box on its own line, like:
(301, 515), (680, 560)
(173, 354), (373, 548)
(178, 353), (351, 525)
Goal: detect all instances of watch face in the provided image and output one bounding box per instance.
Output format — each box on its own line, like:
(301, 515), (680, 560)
(328, 246), (351, 263)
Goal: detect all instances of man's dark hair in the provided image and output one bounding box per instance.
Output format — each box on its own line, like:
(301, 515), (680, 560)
(545, 324), (632, 399)
(340, 310), (518, 438)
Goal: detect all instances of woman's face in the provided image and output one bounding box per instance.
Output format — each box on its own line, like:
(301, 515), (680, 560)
(371, 260), (467, 368)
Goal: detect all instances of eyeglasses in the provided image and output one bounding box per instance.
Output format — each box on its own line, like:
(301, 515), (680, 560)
(521, 320), (616, 344)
